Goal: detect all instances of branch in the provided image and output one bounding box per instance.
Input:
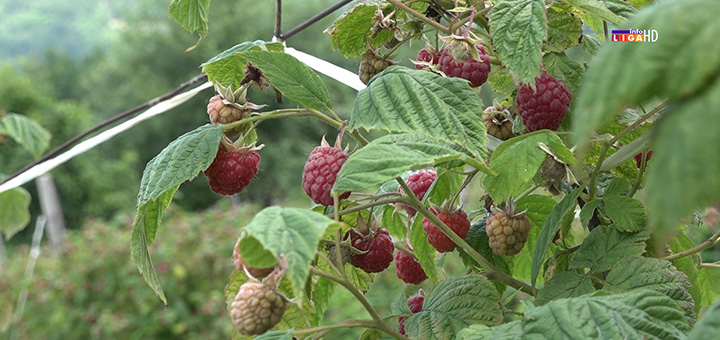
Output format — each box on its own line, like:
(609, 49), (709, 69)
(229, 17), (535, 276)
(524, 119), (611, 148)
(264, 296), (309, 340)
(663, 227), (720, 261)
(387, 0), (450, 34)
(397, 177), (536, 295)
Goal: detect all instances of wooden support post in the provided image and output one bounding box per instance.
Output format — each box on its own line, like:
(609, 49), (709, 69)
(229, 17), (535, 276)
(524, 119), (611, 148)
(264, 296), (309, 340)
(35, 174), (66, 249)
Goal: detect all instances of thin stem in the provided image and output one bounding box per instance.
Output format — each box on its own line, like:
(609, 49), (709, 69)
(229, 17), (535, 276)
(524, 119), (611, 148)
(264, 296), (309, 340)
(337, 197), (405, 217)
(333, 229), (347, 278)
(316, 250), (341, 275)
(628, 152), (646, 197)
(293, 319), (378, 336)
(516, 184), (539, 201)
(309, 267), (409, 340)
(663, 228), (720, 261)
(274, 0), (282, 38)
(589, 100), (669, 198)
(398, 177), (536, 295)
(448, 169), (478, 205)
(394, 241), (419, 261)
(386, 0), (450, 34)
(588, 143), (609, 199)
(608, 100), (668, 145)
(603, 21), (609, 41)
(699, 263), (720, 269)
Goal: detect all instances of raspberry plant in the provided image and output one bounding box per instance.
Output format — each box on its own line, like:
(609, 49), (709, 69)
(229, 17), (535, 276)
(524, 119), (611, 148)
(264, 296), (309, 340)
(121, 0), (720, 339)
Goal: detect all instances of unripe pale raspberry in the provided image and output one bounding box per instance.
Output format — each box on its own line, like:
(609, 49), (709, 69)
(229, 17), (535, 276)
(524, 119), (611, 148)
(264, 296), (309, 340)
(395, 249), (427, 284)
(482, 107), (514, 140)
(397, 169), (437, 216)
(422, 208), (471, 253)
(233, 238), (273, 278)
(230, 281), (286, 335)
(486, 210), (531, 256)
(359, 50), (393, 85)
(302, 140), (351, 206)
(204, 147), (260, 196)
(516, 73), (572, 132)
(346, 228), (394, 273)
(207, 95), (249, 137)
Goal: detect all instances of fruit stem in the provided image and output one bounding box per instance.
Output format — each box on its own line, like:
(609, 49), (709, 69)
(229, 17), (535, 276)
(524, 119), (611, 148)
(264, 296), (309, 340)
(447, 169), (479, 207)
(386, 0), (450, 34)
(397, 177), (536, 295)
(337, 197), (405, 217)
(309, 267), (410, 340)
(292, 319), (383, 336)
(586, 100), (667, 199)
(663, 227), (720, 261)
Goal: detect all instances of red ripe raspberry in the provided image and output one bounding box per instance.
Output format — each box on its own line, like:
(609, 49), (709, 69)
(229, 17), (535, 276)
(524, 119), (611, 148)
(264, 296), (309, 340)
(397, 169), (437, 216)
(516, 73), (572, 132)
(302, 140), (351, 206)
(634, 150), (653, 168)
(204, 147), (260, 196)
(399, 294), (425, 335)
(422, 209), (471, 253)
(415, 48), (440, 70)
(346, 228), (394, 273)
(437, 44), (491, 87)
(395, 249), (427, 284)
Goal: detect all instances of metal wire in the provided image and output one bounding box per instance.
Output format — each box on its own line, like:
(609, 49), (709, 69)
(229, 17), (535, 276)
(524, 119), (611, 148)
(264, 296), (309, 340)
(280, 0), (353, 40)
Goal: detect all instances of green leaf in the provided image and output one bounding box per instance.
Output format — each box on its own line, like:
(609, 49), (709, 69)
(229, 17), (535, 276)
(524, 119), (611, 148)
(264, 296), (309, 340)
(572, 0), (720, 146)
(545, 5), (583, 53)
(239, 207), (335, 304)
(605, 257), (695, 322)
(253, 330), (294, 340)
(487, 66), (516, 97)
(136, 124), (221, 206)
(579, 199), (600, 228)
(325, 1), (393, 58)
(603, 177), (629, 197)
(404, 275), (502, 339)
(0, 113), (51, 158)
(0, 186), (31, 240)
(647, 76), (720, 233)
(131, 186), (179, 304)
(603, 194), (647, 232)
(687, 294), (720, 340)
(456, 321), (523, 340)
(536, 272), (595, 305)
(350, 66), (487, 159)
(542, 52), (584, 96)
(559, 0), (624, 24)
(344, 262), (375, 293)
(410, 210), (439, 283)
(382, 205), (406, 239)
(489, 0), (546, 83)
(201, 41), (283, 89)
(168, 0), (210, 50)
(426, 169), (463, 207)
(523, 289), (690, 338)
(514, 194), (558, 281)
(243, 51), (333, 112)
(483, 131), (574, 202)
(601, 0), (637, 18)
(333, 133), (464, 193)
(581, 33), (602, 55)
(569, 225), (648, 273)
(531, 187), (582, 286)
